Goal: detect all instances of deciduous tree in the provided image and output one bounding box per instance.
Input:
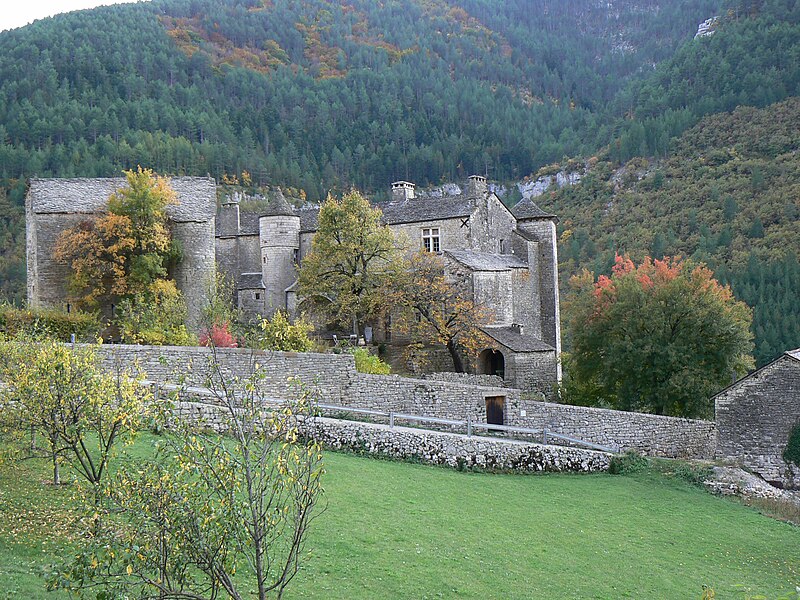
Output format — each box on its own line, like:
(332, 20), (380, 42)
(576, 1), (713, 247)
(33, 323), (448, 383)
(0, 337), (146, 486)
(564, 255), (754, 418)
(52, 353), (324, 600)
(297, 190), (404, 336)
(53, 167), (179, 310)
(395, 251), (491, 373)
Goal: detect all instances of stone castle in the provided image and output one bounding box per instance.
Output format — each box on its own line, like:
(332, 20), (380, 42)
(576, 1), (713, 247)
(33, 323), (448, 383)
(26, 175), (561, 395)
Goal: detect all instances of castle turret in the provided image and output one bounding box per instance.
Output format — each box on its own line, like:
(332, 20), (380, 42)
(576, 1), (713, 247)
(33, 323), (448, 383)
(258, 189), (300, 316)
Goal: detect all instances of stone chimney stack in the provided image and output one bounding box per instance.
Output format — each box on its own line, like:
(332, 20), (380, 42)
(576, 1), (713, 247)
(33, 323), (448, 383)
(391, 181), (416, 202)
(468, 175), (488, 197)
(511, 323), (524, 336)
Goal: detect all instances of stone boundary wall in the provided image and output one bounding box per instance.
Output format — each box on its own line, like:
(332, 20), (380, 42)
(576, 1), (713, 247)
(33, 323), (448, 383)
(91, 345), (716, 459)
(174, 400), (611, 474)
(512, 400), (717, 459)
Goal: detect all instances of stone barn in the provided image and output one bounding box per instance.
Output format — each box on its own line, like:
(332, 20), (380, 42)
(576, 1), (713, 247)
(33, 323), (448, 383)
(715, 349), (800, 488)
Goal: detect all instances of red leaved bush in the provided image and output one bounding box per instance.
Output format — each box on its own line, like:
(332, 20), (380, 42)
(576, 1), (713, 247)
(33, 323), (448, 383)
(199, 322), (238, 348)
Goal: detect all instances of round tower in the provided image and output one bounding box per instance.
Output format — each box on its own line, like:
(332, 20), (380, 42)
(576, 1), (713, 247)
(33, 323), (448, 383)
(258, 189), (300, 316)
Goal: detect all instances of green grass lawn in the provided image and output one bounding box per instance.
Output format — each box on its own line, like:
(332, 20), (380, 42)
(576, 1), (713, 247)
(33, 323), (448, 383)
(1, 435), (798, 599)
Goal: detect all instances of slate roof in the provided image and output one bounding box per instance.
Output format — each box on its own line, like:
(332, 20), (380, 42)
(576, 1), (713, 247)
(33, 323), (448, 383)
(293, 194), (476, 233)
(378, 194), (475, 225)
(445, 250), (527, 271)
(28, 177), (216, 222)
(261, 190), (294, 217)
(481, 326), (555, 352)
(511, 197), (555, 220)
(238, 273), (265, 289)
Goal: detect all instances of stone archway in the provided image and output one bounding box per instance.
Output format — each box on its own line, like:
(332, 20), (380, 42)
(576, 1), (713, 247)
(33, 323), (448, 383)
(478, 348), (505, 379)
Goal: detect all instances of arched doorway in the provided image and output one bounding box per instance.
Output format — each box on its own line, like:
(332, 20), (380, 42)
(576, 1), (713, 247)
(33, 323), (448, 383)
(478, 349), (505, 379)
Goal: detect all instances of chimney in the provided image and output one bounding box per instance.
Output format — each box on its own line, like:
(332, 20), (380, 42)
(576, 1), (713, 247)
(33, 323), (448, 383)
(468, 175), (488, 197)
(391, 180), (415, 202)
(511, 323), (524, 336)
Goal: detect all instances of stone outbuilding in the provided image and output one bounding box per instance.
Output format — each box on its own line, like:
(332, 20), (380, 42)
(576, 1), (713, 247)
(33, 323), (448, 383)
(715, 349), (800, 488)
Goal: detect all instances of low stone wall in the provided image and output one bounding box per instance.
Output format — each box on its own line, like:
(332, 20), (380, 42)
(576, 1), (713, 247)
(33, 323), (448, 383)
(511, 400), (717, 459)
(174, 400), (611, 474)
(92, 344), (716, 460)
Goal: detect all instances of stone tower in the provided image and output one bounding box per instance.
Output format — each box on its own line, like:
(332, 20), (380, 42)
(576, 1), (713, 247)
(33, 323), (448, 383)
(258, 189), (300, 316)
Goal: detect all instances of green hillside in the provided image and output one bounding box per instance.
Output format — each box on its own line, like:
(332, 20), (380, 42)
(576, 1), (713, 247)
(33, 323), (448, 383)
(548, 98), (800, 366)
(0, 0), (798, 363)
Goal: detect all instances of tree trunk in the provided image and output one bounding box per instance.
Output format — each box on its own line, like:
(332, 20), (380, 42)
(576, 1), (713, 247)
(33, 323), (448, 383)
(447, 340), (465, 373)
(52, 453), (60, 486)
(351, 314), (359, 337)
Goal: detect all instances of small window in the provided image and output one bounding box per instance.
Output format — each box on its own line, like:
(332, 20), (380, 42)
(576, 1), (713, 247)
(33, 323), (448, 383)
(263, 256), (267, 264)
(255, 293), (261, 300)
(422, 227), (440, 252)
(66, 303), (71, 314)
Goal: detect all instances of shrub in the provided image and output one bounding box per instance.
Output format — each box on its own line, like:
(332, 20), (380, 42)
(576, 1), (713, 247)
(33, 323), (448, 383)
(199, 321), (238, 348)
(608, 450), (649, 475)
(258, 311), (313, 352)
(0, 302), (102, 341)
(116, 280), (196, 346)
(782, 422), (800, 468)
(351, 347), (391, 374)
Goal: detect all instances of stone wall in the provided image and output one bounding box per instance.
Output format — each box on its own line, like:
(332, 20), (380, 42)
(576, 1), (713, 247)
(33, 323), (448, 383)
(173, 401), (611, 474)
(510, 399), (717, 459)
(715, 353), (800, 487)
(92, 345), (717, 459)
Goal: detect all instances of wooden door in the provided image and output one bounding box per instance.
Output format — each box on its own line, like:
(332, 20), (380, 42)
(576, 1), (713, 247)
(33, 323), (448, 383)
(486, 396), (504, 427)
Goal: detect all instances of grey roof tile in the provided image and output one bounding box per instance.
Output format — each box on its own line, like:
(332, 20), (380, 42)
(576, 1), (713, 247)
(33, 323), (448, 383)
(445, 250), (527, 271)
(511, 197), (555, 220)
(238, 273), (265, 289)
(28, 177), (216, 222)
(481, 326), (555, 352)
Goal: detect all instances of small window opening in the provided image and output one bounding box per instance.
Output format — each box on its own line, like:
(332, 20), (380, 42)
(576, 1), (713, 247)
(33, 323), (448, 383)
(255, 293), (261, 300)
(66, 303), (71, 314)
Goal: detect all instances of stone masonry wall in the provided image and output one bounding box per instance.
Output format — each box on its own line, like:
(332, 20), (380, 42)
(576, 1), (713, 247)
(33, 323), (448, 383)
(92, 345), (716, 459)
(715, 355), (800, 487)
(510, 399), (717, 458)
(173, 401), (611, 474)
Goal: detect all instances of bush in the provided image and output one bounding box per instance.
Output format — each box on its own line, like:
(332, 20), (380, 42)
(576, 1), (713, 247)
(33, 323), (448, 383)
(258, 311), (314, 352)
(351, 347), (391, 374)
(0, 302), (102, 341)
(116, 281), (196, 346)
(199, 321), (238, 348)
(782, 422), (800, 468)
(608, 450), (649, 475)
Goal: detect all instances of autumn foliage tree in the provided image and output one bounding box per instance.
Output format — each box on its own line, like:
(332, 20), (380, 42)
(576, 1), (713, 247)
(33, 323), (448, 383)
(564, 255), (754, 418)
(297, 190), (404, 336)
(395, 251), (491, 373)
(54, 167), (180, 310)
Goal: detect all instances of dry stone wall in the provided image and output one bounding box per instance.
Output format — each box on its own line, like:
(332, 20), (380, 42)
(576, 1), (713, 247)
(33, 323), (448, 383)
(511, 399), (717, 459)
(172, 400), (611, 474)
(92, 345), (716, 459)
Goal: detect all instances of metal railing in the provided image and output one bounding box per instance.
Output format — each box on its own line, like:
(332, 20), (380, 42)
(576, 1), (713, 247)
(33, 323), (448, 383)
(141, 380), (617, 454)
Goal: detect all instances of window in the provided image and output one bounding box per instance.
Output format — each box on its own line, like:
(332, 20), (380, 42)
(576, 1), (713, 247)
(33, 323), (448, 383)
(422, 227), (440, 252)
(255, 293), (261, 300)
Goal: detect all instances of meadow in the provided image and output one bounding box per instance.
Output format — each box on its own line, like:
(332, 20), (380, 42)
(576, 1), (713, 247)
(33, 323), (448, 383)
(1, 435), (798, 599)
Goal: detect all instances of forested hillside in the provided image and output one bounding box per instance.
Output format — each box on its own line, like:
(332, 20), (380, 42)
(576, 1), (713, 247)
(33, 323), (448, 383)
(0, 0), (798, 363)
(548, 99), (800, 366)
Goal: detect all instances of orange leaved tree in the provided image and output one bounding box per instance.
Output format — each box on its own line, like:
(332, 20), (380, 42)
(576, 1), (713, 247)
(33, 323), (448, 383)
(564, 254), (753, 418)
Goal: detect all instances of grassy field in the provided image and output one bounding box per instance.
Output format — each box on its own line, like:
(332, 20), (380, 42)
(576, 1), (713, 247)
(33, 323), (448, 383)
(1, 435), (799, 599)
